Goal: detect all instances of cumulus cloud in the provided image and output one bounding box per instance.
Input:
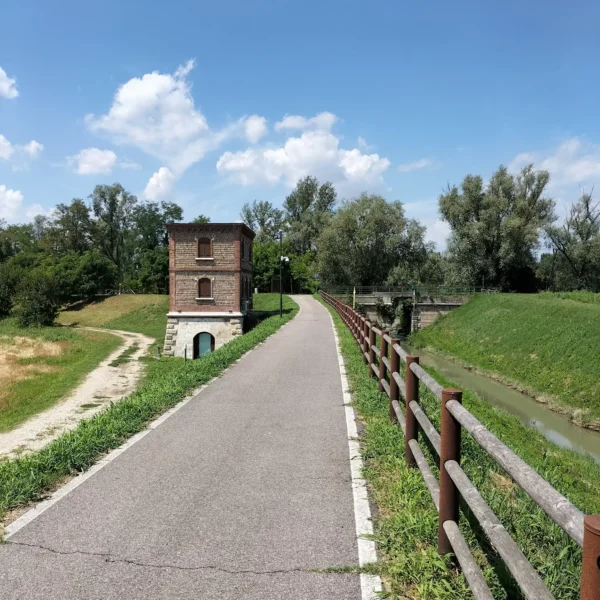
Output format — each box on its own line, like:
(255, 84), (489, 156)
(0, 67), (18, 99)
(69, 147), (117, 174)
(0, 184), (23, 219)
(25, 203), (53, 219)
(398, 158), (438, 172)
(509, 137), (600, 189)
(0, 134), (14, 160)
(217, 126), (390, 192)
(21, 140), (44, 157)
(144, 167), (176, 201)
(244, 115), (268, 144)
(274, 112), (337, 132)
(86, 60), (260, 177)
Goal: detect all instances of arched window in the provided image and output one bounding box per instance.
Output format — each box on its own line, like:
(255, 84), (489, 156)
(198, 278), (212, 298)
(197, 238), (212, 258)
(193, 332), (215, 359)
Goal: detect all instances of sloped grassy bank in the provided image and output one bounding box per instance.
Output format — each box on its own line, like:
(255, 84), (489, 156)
(411, 293), (600, 429)
(318, 295), (600, 599)
(0, 296), (298, 523)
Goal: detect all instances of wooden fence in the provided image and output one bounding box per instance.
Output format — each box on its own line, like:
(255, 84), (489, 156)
(320, 291), (600, 600)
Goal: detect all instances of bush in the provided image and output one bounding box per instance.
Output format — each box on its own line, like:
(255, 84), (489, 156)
(0, 260), (23, 319)
(12, 270), (61, 326)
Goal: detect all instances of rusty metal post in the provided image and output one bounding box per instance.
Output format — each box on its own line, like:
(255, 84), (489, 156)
(438, 388), (463, 555)
(378, 331), (389, 393)
(404, 356), (420, 468)
(369, 326), (376, 378)
(388, 339), (400, 423)
(581, 515), (600, 599)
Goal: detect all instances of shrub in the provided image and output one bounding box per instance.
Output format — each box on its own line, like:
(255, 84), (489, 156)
(12, 270), (61, 326)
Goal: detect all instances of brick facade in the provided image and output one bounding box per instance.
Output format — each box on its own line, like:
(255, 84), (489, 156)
(163, 223), (255, 357)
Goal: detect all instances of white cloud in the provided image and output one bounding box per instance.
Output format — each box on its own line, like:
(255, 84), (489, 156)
(69, 147), (117, 174)
(244, 115), (268, 144)
(398, 158), (438, 173)
(0, 185), (23, 219)
(144, 167), (176, 201)
(0, 134), (14, 160)
(509, 138), (600, 189)
(0, 67), (18, 99)
(119, 161), (141, 170)
(357, 136), (373, 152)
(425, 219), (450, 251)
(20, 140), (44, 157)
(86, 60), (256, 177)
(274, 112), (337, 132)
(25, 203), (53, 218)
(217, 128), (390, 192)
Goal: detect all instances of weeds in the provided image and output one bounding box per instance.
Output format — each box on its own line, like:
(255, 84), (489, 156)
(108, 343), (139, 367)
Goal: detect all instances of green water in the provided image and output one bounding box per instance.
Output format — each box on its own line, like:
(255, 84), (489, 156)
(405, 345), (600, 465)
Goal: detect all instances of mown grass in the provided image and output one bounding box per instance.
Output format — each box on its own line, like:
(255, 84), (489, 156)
(252, 293), (297, 312)
(58, 294), (169, 340)
(318, 295), (600, 599)
(411, 293), (600, 428)
(0, 297), (298, 521)
(0, 320), (121, 433)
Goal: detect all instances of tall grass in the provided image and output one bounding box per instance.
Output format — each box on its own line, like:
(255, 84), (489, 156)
(318, 295), (600, 599)
(411, 293), (600, 427)
(0, 299), (298, 520)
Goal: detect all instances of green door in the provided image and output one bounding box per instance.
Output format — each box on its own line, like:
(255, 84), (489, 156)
(198, 332), (213, 357)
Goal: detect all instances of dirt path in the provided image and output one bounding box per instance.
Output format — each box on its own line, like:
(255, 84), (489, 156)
(0, 328), (154, 459)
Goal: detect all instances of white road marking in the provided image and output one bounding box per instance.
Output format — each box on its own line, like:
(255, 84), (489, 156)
(325, 307), (383, 600)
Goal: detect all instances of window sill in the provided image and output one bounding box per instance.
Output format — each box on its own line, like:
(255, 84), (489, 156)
(196, 297), (214, 301)
(195, 257), (214, 261)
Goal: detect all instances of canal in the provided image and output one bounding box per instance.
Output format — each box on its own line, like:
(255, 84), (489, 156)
(405, 345), (600, 465)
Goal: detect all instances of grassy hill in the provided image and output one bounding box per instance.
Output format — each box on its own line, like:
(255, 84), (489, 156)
(58, 295), (169, 341)
(410, 293), (600, 428)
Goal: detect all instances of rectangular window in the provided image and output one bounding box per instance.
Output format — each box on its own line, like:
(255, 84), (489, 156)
(197, 238), (212, 258)
(198, 278), (212, 298)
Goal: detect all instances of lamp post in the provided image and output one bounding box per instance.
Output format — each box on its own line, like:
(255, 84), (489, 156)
(279, 230), (283, 318)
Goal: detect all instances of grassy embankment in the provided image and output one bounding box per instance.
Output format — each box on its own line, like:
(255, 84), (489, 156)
(318, 294), (600, 599)
(411, 292), (600, 429)
(0, 294), (298, 523)
(58, 294), (170, 341)
(0, 320), (120, 433)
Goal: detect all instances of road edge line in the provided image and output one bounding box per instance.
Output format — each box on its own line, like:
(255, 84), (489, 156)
(325, 308), (383, 600)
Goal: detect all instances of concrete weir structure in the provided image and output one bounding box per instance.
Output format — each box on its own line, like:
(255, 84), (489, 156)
(163, 223), (255, 358)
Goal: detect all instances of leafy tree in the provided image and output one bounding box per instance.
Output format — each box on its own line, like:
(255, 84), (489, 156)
(317, 194), (429, 286)
(284, 176), (336, 254)
(0, 259), (24, 318)
(192, 214), (211, 223)
(90, 183), (137, 276)
(544, 193), (600, 290)
(240, 200), (284, 241)
(132, 200), (183, 251)
(252, 241), (281, 291)
(44, 199), (92, 255)
(13, 270), (61, 327)
(440, 165), (555, 291)
(136, 247), (170, 294)
(0, 223), (36, 262)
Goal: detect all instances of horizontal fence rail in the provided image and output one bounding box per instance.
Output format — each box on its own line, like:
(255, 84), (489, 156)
(322, 285), (498, 295)
(320, 291), (600, 600)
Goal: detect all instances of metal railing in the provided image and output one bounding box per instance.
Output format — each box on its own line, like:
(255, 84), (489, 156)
(321, 291), (600, 600)
(322, 285), (498, 295)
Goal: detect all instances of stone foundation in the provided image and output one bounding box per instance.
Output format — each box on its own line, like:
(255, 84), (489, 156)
(163, 313), (244, 358)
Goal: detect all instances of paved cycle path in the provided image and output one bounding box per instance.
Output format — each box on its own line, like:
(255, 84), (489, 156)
(0, 296), (372, 599)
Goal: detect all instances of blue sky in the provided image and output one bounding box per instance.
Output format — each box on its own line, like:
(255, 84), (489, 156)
(2, 0), (600, 247)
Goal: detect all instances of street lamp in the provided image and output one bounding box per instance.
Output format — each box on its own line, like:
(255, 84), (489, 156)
(277, 230), (290, 318)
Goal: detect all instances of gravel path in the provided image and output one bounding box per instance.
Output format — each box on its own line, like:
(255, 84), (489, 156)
(0, 328), (154, 459)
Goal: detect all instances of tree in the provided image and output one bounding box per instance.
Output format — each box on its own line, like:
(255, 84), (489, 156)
(544, 193), (600, 290)
(12, 270), (61, 327)
(192, 214), (211, 224)
(240, 200), (284, 241)
(136, 247), (170, 294)
(44, 199), (92, 255)
(132, 200), (183, 251)
(284, 176), (336, 254)
(0, 223), (36, 262)
(317, 194), (430, 286)
(440, 165), (555, 291)
(90, 183), (137, 276)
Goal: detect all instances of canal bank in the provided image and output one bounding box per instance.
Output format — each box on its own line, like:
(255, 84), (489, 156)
(405, 345), (600, 465)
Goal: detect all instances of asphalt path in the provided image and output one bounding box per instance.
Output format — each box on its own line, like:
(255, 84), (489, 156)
(0, 296), (365, 599)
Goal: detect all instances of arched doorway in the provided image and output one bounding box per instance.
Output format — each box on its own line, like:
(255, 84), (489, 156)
(193, 332), (215, 359)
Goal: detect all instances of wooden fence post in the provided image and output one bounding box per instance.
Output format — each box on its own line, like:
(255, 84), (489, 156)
(378, 331), (389, 393)
(369, 326), (376, 378)
(438, 388), (463, 555)
(405, 356), (420, 468)
(389, 339), (400, 423)
(362, 320), (369, 364)
(581, 515), (600, 600)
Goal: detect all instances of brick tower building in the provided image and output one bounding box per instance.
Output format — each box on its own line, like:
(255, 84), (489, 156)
(163, 223), (255, 358)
